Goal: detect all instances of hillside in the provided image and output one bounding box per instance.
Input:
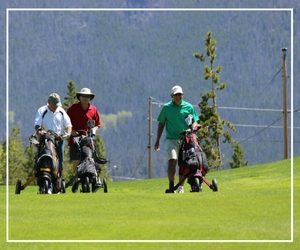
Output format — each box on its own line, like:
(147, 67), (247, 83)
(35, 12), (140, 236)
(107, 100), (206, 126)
(2, 157), (299, 249)
(1, 0), (300, 179)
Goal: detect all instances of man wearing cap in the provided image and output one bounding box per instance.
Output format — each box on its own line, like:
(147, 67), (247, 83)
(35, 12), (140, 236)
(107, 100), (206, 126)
(66, 87), (102, 188)
(154, 85), (199, 193)
(34, 93), (72, 171)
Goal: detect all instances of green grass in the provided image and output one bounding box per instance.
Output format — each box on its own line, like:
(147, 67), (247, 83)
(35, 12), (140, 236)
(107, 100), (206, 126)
(1, 157), (300, 250)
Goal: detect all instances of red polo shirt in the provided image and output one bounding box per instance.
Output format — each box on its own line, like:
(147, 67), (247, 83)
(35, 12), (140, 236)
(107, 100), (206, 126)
(67, 102), (101, 132)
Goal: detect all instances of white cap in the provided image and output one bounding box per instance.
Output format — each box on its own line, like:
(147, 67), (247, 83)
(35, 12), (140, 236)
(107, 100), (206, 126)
(171, 85), (183, 96)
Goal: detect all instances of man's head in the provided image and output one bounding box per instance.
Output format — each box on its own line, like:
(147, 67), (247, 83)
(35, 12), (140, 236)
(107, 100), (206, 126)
(171, 85), (183, 96)
(170, 85), (183, 105)
(48, 93), (62, 110)
(76, 88), (95, 102)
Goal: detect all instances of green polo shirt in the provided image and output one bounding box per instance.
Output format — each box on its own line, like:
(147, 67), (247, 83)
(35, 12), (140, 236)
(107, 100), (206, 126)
(157, 100), (199, 140)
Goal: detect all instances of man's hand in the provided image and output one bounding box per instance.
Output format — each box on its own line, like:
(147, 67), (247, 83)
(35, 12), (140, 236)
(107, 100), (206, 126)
(60, 133), (71, 140)
(154, 141), (160, 151)
(192, 122), (201, 131)
(155, 123), (165, 152)
(36, 128), (46, 136)
(71, 130), (79, 137)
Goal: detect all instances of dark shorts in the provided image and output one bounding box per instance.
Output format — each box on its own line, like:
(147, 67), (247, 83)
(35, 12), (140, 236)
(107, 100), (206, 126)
(69, 143), (80, 161)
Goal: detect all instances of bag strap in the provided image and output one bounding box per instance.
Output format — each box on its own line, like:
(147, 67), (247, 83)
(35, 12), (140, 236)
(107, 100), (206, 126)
(42, 109), (64, 119)
(42, 109), (47, 119)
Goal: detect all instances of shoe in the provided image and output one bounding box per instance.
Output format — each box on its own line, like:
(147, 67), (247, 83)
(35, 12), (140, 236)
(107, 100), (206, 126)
(165, 188), (175, 193)
(177, 186), (184, 193)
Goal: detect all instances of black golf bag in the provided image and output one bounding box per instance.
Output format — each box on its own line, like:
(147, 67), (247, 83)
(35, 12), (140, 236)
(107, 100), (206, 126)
(15, 130), (66, 195)
(71, 120), (108, 193)
(19, 130), (65, 194)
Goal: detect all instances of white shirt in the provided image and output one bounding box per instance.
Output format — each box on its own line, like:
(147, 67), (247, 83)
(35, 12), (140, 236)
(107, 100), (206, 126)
(34, 105), (72, 135)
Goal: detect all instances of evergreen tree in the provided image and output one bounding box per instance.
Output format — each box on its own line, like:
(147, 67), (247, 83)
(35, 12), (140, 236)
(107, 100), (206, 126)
(7, 127), (26, 184)
(95, 134), (106, 158)
(229, 141), (248, 168)
(95, 134), (108, 178)
(0, 142), (5, 184)
(23, 144), (37, 179)
(63, 80), (78, 109)
(194, 32), (246, 169)
(62, 80), (78, 180)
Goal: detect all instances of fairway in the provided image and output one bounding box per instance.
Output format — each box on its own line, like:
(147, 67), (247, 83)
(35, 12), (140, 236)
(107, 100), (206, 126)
(2, 158), (300, 250)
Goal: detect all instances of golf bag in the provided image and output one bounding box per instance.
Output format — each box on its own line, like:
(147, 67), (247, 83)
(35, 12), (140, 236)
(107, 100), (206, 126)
(34, 130), (65, 194)
(71, 120), (108, 193)
(165, 115), (218, 193)
(178, 129), (209, 192)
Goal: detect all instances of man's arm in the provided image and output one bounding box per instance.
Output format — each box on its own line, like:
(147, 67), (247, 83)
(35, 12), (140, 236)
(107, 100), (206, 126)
(66, 126), (72, 136)
(154, 122), (165, 151)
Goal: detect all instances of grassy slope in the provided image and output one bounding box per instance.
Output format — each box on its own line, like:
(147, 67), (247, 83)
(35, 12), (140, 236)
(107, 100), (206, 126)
(0, 157), (299, 250)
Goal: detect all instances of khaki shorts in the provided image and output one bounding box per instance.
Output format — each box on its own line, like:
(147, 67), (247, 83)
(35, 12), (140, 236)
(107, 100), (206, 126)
(166, 139), (180, 160)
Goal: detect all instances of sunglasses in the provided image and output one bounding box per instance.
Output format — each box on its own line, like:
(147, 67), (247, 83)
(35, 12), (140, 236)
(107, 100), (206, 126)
(80, 95), (92, 98)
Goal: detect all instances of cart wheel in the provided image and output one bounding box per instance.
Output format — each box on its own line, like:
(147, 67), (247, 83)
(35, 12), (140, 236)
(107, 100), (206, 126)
(191, 178), (201, 192)
(15, 180), (22, 195)
(212, 178), (218, 192)
(41, 179), (49, 194)
(72, 181), (79, 193)
(103, 178), (108, 193)
(61, 179), (66, 193)
(82, 176), (90, 193)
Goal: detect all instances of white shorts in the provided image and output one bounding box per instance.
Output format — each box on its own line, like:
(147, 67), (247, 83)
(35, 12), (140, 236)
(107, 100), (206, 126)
(166, 139), (180, 160)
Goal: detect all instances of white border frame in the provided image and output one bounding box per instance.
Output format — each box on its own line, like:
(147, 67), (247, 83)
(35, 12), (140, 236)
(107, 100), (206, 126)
(6, 7), (294, 243)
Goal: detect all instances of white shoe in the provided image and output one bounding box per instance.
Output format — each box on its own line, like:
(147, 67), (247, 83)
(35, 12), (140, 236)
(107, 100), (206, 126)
(177, 186), (184, 193)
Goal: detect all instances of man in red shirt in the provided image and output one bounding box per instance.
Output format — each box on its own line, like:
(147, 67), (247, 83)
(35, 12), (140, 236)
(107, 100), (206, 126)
(67, 88), (101, 137)
(66, 88), (102, 189)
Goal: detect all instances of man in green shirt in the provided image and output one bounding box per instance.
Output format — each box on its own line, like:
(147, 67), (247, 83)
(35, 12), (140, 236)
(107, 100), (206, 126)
(155, 85), (199, 193)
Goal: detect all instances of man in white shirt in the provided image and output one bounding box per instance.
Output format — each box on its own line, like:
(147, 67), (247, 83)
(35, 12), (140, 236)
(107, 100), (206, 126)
(34, 93), (72, 170)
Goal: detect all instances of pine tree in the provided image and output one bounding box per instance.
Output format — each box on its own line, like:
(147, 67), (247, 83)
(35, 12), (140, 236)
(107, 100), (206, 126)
(23, 145), (37, 180)
(7, 127), (27, 184)
(194, 32), (246, 169)
(63, 80), (78, 109)
(95, 134), (108, 178)
(62, 80), (78, 179)
(0, 142), (5, 184)
(229, 141), (248, 168)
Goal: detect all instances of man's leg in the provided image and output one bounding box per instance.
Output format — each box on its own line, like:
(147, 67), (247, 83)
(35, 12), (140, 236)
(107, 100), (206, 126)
(66, 143), (80, 188)
(57, 140), (64, 174)
(166, 139), (180, 192)
(54, 140), (64, 192)
(168, 159), (177, 190)
(177, 175), (185, 193)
